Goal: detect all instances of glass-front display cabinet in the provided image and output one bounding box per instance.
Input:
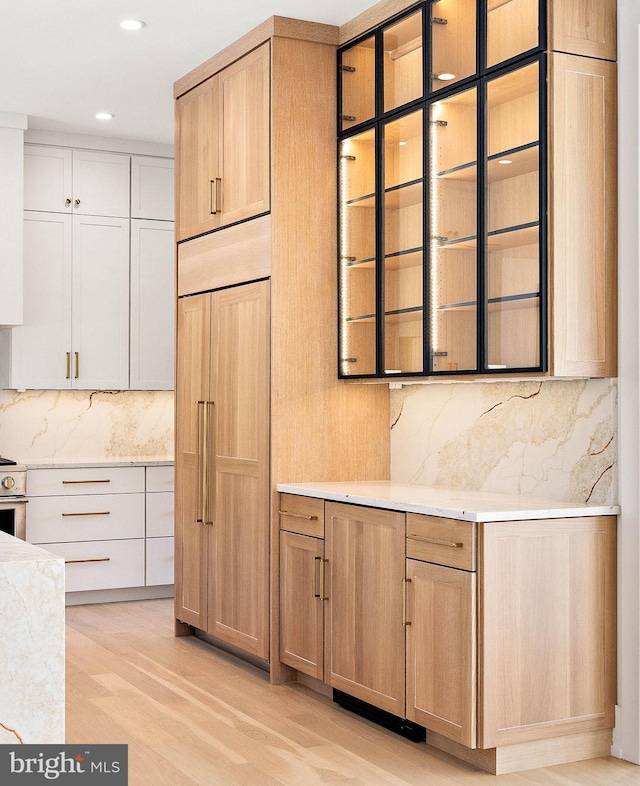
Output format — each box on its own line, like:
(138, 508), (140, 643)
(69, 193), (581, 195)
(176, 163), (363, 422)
(338, 0), (545, 378)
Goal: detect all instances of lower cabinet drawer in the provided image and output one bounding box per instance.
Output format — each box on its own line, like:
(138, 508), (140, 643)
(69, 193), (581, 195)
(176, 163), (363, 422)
(40, 539), (145, 592)
(146, 536), (174, 586)
(27, 494), (145, 544)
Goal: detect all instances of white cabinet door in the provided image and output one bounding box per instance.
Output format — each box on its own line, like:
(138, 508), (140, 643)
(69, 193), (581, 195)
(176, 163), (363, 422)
(146, 536), (174, 586)
(23, 146), (73, 213)
(71, 150), (130, 218)
(131, 156), (174, 220)
(11, 211), (73, 389)
(130, 219), (174, 390)
(72, 215), (130, 389)
(24, 146), (130, 218)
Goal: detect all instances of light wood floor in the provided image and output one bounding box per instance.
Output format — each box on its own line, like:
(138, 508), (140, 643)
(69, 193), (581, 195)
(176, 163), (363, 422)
(66, 599), (640, 785)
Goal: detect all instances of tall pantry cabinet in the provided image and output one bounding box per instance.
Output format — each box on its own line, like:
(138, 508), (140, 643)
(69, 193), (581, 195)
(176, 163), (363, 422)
(173, 18), (389, 667)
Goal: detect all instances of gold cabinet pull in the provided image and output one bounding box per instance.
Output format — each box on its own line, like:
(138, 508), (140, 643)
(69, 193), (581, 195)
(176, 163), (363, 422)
(65, 198), (72, 206)
(313, 556), (322, 598)
(320, 558), (328, 601)
(203, 401), (214, 526)
(210, 178), (222, 214)
(62, 511), (110, 517)
(195, 401), (205, 524)
(75, 351), (79, 379)
(74, 198), (81, 207)
(278, 511), (319, 521)
(407, 534), (463, 549)
(403, 578), (412, 626)
(66, 352), (71, 379)
(65, 557), (110, 564)
(62, 479), (111, 484)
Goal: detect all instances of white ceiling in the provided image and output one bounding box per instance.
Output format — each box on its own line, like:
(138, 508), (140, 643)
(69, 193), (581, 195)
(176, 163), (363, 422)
(1, 0), (374, 147)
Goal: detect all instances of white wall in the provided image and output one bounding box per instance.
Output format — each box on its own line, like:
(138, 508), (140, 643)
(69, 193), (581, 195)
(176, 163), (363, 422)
(614, 0), (640, 764)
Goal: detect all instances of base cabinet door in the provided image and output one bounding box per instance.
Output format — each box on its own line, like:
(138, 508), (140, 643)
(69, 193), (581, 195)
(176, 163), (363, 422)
(479, 517), (616, 749)
(405, 558), (477, 747)
(279, 530), (325, 680)
(175, 281), (270, 660)
(325, 502), (405, 717)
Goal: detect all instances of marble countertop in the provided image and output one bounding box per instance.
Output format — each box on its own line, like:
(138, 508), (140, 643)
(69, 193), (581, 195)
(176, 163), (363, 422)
(276, 481), (620, 522)
(23, 456), (174, 469)
(0, 531), (64, 563)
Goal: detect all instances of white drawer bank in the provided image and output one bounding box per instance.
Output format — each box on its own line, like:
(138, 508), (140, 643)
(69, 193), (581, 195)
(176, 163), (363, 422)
(27, 459), (174, 605)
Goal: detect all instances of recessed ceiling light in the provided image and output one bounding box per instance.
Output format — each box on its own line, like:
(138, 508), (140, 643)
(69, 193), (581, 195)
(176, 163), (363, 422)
(120, 19), (145, 30)
(497, 159), (513, 165)
(436, 72), (456, 81)
(95, 112), (115, 121)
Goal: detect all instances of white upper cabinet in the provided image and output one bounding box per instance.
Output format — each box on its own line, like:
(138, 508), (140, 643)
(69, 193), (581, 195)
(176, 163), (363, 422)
(131, 156), (175, 221)
(24, 146), (130, 217)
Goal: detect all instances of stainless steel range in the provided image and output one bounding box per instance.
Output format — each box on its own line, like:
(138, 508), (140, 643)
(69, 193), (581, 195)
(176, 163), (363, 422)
(0, 458), (27, 539)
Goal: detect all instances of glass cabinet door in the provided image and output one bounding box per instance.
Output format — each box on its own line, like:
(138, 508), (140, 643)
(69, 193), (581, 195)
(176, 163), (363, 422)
(484, 60), (541, 370)
(430, 0), (477, 93)
(383, 8), (424, 113)
(340, 35), (375, 132)
(339, 129), (377, 376)
(486, 0), (539, 68)
(428, 88), (478, 372)
(383, 109), (424, 374)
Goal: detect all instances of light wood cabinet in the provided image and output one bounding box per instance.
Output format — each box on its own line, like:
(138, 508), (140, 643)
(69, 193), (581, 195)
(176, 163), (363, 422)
(173, 18), (390, 668)
(174, 281), (271, 658)
(277, 492), (616, 774)
(175, 43), (270, 241)
(338, 0), (617, 379)
(325, 502), (406, 717)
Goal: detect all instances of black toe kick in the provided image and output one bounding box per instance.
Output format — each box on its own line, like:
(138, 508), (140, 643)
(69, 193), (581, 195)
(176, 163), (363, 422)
(332, 690), (426, 743)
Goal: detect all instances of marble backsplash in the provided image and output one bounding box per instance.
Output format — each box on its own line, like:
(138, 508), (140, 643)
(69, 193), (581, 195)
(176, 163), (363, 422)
(390, 378), (617, 505)
(0, 389), (174, 462)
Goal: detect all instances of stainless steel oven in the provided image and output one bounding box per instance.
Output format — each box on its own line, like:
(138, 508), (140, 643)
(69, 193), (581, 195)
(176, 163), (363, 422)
(0, 459), (27, 540)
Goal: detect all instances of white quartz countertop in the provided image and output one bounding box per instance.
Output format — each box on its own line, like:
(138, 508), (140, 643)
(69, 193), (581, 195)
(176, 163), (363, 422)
(276, 481), (620, 522)
(0, 530), (64, 564)
(24, 456), (174, 469)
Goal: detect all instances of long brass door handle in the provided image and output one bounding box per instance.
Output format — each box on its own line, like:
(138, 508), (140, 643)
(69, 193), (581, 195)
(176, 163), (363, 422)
(75, 352), (79, 379)
(195, 401), (205, 524)
(210, 178), (221, 214)
(65, 557), (110, 564)
(63, 479), (111, 485)
(403, 578), (412, 626)
(203, 401), (213, 526)
(66, 352), (71, 379)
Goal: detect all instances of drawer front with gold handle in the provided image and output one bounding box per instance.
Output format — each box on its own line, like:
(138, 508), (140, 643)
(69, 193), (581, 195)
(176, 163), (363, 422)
(279, 493), (324, 537)
(27, 493), (145, 544)
(406, 513), (476, 571)
(42, 539), (145, 592)
(29, 466), (145, 496)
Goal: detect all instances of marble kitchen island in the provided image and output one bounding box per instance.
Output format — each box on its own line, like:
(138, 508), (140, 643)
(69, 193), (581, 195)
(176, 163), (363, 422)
(0, 532), (64, 743)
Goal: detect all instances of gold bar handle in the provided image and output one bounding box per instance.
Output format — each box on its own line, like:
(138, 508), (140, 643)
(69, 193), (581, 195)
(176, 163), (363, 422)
(320, 558), (328, 601)
(66, 352), (71, 379)
(203, 401), (213, 526)
(62, 511), (110, 517)
(65, 557), (110, 564)
(403, 578), (412, 626)
(195, 401), (205, 524)
(210, 178), (221, 214)
(278, 511), (319, 521)
(62, 479), (111, 485)
(407, 534), (463, 549)
(75, 351), (79, 379)
(313, 556), (322, 598)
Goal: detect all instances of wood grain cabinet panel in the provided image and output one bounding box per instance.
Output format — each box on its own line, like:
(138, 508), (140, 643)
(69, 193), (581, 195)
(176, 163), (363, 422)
(325, 502), (405, 717)
(405, 558), (477, 747)
(479, 516), (616, 749)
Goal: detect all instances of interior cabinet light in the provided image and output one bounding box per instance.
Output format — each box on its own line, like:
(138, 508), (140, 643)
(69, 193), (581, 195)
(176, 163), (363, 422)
(120, 19), (145, 30)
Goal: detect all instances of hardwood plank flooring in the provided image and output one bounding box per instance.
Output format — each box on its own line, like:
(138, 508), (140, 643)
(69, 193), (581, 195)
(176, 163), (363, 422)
(66, 599), (640, 785)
